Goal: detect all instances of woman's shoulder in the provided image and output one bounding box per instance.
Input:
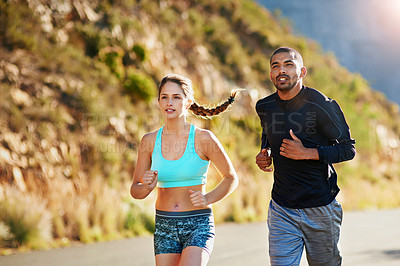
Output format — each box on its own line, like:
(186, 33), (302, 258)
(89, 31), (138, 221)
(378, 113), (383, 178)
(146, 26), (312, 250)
(138, 129), (160, 154)
(141, 128), (160, 144)
(194, 126), (218, 143)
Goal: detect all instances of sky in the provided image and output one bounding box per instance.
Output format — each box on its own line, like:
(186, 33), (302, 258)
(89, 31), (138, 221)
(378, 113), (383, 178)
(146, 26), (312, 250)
(258, 0), (400, 104)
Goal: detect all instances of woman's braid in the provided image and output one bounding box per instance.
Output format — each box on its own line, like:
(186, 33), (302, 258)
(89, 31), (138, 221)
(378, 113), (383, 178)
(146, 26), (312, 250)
(189, 89), (244, 118)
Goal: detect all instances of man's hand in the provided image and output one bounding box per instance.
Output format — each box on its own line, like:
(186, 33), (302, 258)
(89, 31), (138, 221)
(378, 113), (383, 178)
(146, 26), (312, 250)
(280, 130), (319, 160)
(256, 148), (273, 172)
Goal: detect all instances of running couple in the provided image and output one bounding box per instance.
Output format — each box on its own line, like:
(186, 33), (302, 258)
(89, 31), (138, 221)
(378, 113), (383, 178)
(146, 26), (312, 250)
(131, 46), (356, 266)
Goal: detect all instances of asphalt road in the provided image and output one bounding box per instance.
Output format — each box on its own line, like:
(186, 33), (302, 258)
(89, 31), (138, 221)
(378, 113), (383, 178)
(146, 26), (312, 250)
(1, 208), (400, 266)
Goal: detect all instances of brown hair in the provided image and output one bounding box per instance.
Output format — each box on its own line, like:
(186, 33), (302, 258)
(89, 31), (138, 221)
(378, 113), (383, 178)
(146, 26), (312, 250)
(158, 74), (243, 118)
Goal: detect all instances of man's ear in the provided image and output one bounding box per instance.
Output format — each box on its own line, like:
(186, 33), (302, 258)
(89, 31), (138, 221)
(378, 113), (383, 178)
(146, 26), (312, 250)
(300, 66), (307, 78)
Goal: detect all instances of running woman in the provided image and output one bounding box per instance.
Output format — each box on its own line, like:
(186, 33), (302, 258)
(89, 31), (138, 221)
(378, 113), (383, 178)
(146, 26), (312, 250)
(131, 73), (240, 266)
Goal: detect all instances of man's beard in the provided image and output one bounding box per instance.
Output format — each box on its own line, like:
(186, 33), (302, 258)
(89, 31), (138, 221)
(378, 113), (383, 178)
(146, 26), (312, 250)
(274, 76), (301, 92)
(275, 81), (296, 91)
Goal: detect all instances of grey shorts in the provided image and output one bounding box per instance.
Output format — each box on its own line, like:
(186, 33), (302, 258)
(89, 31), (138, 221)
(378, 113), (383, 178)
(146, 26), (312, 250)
(154, 209), (215, 255)
(268, 199), (343, 266)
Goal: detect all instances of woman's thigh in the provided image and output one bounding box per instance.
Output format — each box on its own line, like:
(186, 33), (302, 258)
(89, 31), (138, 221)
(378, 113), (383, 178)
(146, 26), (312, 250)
(180, 246), (210, 266)
(155, 253), (181, 266)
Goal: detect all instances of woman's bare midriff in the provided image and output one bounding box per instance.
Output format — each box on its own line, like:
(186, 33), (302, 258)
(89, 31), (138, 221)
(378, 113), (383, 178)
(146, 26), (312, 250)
(156, 184), (210, 211)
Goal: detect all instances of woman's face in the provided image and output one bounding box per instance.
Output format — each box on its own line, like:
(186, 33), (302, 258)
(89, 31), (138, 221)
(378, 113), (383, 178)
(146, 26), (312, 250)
(158, 81), (191, 119)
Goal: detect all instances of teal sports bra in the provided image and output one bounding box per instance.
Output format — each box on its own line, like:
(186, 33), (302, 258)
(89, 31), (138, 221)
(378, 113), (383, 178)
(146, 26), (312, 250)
(151, 124), (210, 188)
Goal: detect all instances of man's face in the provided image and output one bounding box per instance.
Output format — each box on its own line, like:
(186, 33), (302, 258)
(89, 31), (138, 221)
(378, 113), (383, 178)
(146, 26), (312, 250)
(270, 52), (305, 91)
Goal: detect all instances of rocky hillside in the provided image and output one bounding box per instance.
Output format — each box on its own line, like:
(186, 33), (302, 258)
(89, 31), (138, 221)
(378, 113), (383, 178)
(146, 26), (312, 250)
(1, 0), (400, 251)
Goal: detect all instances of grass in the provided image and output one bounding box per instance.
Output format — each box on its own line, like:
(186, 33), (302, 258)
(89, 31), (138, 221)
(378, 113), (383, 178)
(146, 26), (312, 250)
(0, 185), (52, 249)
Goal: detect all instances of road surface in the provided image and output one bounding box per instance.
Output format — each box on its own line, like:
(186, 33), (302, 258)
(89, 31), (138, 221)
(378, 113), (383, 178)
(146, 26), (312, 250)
(1, 208), (400, 265)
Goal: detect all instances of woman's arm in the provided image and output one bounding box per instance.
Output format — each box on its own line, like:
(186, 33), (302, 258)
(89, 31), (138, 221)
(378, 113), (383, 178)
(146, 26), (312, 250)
(130, 133), (158, 199)
(190, 130), (238, 207)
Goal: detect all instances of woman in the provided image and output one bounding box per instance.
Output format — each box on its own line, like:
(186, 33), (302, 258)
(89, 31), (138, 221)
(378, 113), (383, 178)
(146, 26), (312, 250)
(130, 73), (240, 266)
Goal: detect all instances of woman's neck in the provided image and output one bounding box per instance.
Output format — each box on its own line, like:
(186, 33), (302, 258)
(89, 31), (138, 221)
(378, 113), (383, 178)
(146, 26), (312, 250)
(164, 120), (190, 136)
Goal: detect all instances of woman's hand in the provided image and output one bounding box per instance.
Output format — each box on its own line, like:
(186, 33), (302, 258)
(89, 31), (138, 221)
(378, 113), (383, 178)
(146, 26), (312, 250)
(142, 170), (158, 191)
(189, 189), (208, 207)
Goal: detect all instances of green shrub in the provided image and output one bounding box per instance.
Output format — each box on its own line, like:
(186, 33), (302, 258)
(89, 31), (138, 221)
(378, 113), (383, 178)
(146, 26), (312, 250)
(0, 187), (52, 249)
(0, 221), (13, 247)
(76, 23), (109, 57)
(0, 1), (41, 51)
(99, 47), (125, 79)
(132, 44), (147, 62)
(123, 70), (157, 102)
(124, 201), (155, 236)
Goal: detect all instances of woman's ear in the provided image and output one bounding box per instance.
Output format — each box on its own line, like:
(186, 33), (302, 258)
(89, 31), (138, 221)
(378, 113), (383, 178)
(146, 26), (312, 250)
(186, 99), (193, 109)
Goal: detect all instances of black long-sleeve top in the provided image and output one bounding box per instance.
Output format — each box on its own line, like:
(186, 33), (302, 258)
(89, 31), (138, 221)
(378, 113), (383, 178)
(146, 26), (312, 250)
(256, 86), (356, 208)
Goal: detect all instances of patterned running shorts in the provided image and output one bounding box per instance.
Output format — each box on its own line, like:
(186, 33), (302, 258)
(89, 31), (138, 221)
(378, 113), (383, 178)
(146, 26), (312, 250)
(154, 209), (215, 255)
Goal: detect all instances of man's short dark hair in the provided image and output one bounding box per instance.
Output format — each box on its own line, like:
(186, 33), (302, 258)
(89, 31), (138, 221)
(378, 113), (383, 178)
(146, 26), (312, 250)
(270, 47), (303, 66)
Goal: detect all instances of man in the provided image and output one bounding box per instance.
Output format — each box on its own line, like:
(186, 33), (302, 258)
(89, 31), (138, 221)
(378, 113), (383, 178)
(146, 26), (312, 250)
(255, 47), (356, 266)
